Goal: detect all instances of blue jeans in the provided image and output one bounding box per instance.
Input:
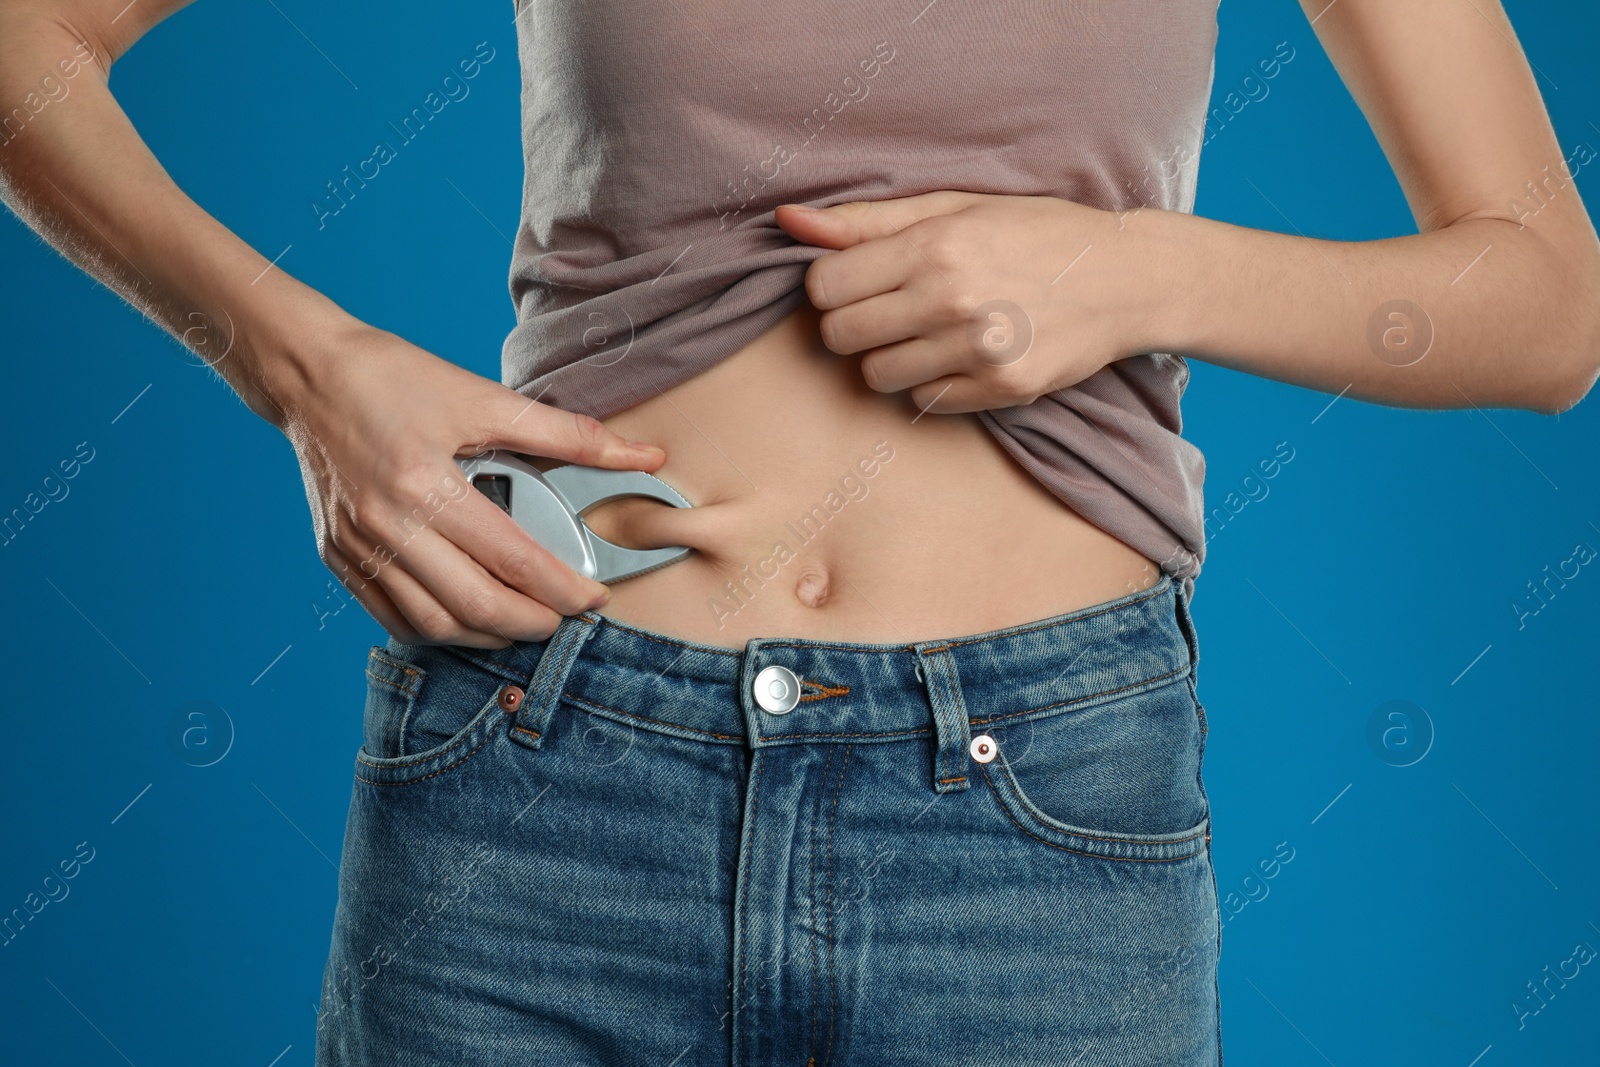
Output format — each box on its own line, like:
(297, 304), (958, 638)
(317, 573), (1221, 1065)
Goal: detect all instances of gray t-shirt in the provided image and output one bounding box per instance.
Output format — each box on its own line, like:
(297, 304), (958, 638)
(502, 0), (1220, 594)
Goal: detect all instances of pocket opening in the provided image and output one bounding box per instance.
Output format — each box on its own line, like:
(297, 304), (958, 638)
(976, 680), (1211, 863)
(355, 642), (523, 787)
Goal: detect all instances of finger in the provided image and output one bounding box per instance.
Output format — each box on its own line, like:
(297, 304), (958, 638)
(804, 226), (925, 311)
(365, 549), (523, 648)
(389, 524), (572, 644)
(579, 493), (730, 552)
(400, 521), (582, 639)
(908, 373), (1005, 416)
(774, 190), (975, 249)
(325, 546), (428, 643)
(857, 335), (969, 395)
(331, 526), (516, 647)
(465, 390), (667, 472)
(816, 290), (926, 355)
(429, 476), (614, 612)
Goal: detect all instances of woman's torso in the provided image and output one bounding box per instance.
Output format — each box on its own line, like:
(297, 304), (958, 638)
(580, 301), (1161, 650)
(504, 1), (1224, 647)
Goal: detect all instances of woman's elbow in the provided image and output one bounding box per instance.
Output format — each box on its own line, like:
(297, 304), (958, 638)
(1533, 361), (1598, 416)
(1521, 244), (1600, 416)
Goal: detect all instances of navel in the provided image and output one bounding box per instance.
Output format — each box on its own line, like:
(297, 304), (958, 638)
(793, 566), (831, 609)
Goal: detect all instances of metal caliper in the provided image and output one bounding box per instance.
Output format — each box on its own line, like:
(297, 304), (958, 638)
(456, 450), (695, 583)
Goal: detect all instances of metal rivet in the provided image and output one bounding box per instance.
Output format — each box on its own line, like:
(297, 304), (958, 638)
(498, 685), (524, 711)
(753, 664), (801, 715)
(969, 734), (997, 763)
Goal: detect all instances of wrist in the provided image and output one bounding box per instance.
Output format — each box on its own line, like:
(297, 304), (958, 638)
(203, 267), (368, 429)
(1114, 205), (1208, 359)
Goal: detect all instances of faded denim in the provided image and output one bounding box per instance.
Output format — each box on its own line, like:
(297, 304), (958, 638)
(317, 573), (1221, 1066)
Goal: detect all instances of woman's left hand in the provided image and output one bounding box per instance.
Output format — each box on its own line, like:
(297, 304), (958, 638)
(775, 191), (1166, 414)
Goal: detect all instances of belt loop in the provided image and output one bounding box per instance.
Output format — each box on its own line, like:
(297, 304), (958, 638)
(508, 613), (598, 751)
(913, 642), (972, 794)
(1172, 574), (1200, 669)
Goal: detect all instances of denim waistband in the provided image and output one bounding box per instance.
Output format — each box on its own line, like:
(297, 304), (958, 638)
(449, 574), (1199, 762)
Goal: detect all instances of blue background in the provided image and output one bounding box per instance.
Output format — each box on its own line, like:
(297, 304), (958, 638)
(2, 1), (1596, 1064)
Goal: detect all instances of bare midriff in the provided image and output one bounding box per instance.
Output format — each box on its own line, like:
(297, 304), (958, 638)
(577, 301), (1162, 651)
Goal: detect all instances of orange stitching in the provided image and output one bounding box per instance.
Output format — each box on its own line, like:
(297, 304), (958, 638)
(584, 612), (743, 656)
(982, 759), (1207, 860)
(561, 693), (744, 741)
(356, 703), (505, 769)
(537, 630), (584, 708)
(982, 771), (1207, 863)
(555, 666), (1188, 746)
(736, 749), (767, 1045)
(823, 745), (851, 1065)
(433, 643), (534, 687)
(969, 664), (1190, 727)
(366, 650), (423, 696)
(941, 582), (1168, 649)
(524, 625), (588, 732)
(799, 679), (850, 701)
(373, 649), (420, 674)
(937, 775), (967, 785)
(355, 711), (509, 787)
(808, 746), (835, 1059)
(511, 726), (541, 740)
(368, 648), (422, 679)
(770, 726), (928, 741)
(363, 670), (418, 697)
(928, 645), (966, 784)
(994, 754), (1207, 846)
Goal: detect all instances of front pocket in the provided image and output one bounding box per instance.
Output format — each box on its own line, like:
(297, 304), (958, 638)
(977, 678), (1210, 863)
(355, 640), (531, 787)
(361, 646), (425, 760)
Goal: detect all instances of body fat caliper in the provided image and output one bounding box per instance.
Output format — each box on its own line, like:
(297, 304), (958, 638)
(457, 451), (696, 583)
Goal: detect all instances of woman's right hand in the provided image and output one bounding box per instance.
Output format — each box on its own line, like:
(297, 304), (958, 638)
(271, 318), (668, 649)
(0, 5), (666, 649)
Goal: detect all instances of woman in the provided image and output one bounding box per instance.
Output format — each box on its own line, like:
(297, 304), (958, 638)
(2, 0), (1596, 1063)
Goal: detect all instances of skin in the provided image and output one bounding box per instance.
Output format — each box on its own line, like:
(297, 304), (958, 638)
(2, 0), (1597, 651)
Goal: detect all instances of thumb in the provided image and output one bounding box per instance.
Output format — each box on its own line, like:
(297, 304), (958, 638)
(775, 191), (973, 249)
(465, 387), (667, 472)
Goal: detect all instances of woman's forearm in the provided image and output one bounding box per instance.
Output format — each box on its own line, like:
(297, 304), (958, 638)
(1138, 187), (1600, 415)
(0, 10), (351, 425)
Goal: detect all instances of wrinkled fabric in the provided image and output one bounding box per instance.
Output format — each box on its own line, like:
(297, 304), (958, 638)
(502, 1), (1220, 592)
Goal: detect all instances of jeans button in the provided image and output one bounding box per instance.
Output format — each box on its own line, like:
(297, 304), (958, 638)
(969, 734), (997, 763)
(753, 665), (801, 715)
(497, 685), (525, 712)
